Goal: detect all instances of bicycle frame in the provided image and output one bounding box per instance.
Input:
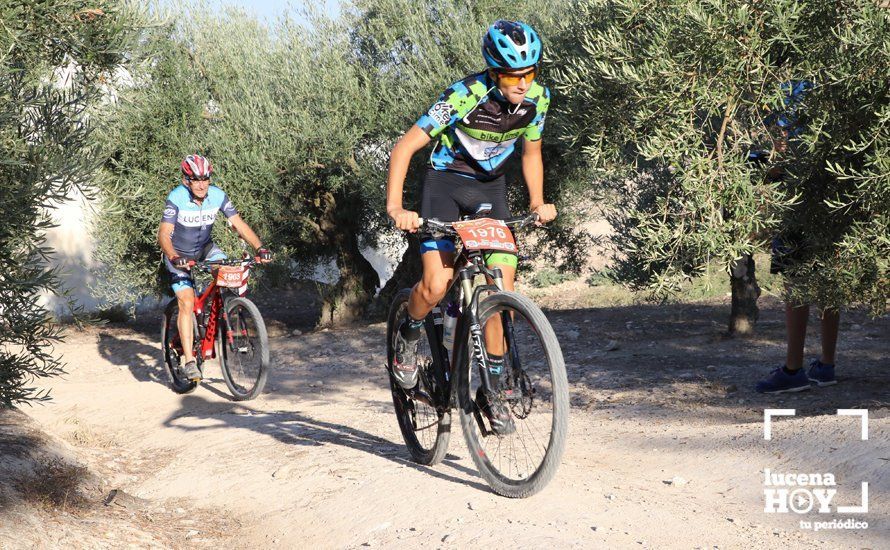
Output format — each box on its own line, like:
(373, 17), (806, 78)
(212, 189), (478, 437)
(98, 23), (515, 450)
(448, 251), (508, 400)
(401, 213), (536, 413)
(413, 239), (514, 413)
(192, 279), (226, 361)
(187, 258), (257, 361)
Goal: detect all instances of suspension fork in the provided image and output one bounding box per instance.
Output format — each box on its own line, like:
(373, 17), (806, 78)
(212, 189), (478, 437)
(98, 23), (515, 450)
(501, 310), (524, 383)
(220, 294), (236, 351)
(482, 262), (522, 382)
(460, 265), (510, 395)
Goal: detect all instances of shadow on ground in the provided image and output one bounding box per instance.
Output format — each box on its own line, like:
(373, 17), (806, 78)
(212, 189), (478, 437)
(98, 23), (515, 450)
(97, 332), (168, 386)
(98, 291), (889, 424)
(0, 409), (98, 515)
(161, 394), (490, 493)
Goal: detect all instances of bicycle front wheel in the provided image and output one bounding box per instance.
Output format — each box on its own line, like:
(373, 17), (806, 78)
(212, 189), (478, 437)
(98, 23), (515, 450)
(456, 291), (569, 498)
(218, 296), (269, 401)
(386, 288), (451, 465)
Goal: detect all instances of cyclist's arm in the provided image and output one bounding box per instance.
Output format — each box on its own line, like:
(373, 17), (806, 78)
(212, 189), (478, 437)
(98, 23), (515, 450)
(522, 138), (545, 210)
(158, 222), (178, 260)
(227, 214), (263, 251)
(386, 124), (430, 215)
(522, 138), (557, 223)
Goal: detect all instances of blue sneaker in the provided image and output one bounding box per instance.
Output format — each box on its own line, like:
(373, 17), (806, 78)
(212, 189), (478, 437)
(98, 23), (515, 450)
(755, 367), (811, 394)
(807, 359), (837, 387)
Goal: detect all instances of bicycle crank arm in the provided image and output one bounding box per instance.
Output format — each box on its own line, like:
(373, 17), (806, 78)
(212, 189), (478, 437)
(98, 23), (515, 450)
(472, 405), (492, 438)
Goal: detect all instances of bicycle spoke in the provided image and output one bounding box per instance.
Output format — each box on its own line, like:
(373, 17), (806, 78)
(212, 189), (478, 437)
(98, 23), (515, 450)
(219, 298), (268, 399)
(387, 293), (448, 464)
(463, 299), (562, 486)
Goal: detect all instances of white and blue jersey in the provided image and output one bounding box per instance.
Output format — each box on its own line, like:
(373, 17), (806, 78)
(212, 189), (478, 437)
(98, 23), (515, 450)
(161, 184), (238, 258)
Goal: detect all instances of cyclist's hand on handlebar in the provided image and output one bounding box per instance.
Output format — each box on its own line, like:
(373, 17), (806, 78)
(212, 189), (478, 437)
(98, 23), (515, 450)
(171, 255), (191, 270)
(388, 207), (420, 233)
(532, 203), (557, 225)
(257, 247), (272, 263)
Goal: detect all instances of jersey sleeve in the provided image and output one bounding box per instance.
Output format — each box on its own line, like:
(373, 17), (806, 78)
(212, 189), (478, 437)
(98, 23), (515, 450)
(161, 199), (178, 224)
(416, 80), (481, 139)
(524, 86), (550, 142)
(220, 192), (238, 218)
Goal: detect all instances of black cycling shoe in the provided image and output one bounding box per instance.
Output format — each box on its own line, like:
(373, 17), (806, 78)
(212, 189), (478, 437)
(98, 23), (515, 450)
(180, 359), (202, 382)
(392, 331), (419, 389)
(476, 386), (516, 435)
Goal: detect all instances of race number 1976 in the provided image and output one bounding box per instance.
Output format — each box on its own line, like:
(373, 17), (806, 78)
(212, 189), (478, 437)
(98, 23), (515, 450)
(452, 218), (516, 253)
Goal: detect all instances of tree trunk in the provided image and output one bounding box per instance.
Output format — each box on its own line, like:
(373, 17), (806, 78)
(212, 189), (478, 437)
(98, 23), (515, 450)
(367, 237), (421, 320)
(728, 254), (760, 335)
(315, 190), (379, 328)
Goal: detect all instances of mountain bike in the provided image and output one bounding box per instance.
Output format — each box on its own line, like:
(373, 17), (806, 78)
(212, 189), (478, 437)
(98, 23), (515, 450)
(161, 257), (269, 400)
(386, 205), (569, 498)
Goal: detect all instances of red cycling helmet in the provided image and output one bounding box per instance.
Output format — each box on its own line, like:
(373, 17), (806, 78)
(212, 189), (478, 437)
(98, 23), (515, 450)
(181, 154), (212, 179)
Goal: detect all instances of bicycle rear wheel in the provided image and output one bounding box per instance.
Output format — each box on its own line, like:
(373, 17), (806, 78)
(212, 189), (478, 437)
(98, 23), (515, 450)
(456, 291), (568, 498)
(218, 296), (269, 401)
(161, 299), (199, 394)
(386, 288), (451, 465)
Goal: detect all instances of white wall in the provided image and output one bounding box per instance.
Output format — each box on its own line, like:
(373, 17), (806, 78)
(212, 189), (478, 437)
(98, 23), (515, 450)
(40, 188), (102, 316)
(41, 191), (407, 315)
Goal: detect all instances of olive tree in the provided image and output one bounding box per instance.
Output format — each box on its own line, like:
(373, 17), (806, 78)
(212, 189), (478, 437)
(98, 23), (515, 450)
(550, 0), (888, 332)
(0, 1), (148, 407)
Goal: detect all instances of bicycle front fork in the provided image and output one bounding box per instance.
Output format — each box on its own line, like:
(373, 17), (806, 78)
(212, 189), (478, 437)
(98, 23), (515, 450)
(460, 266), (506, 395)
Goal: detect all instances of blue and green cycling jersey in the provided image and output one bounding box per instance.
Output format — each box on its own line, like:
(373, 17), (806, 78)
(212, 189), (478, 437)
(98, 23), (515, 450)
(161, 184), (238, 258)
(416, 71), (550, 180)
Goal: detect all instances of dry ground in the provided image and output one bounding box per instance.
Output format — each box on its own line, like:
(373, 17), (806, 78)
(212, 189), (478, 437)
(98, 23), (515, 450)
(1, 282), (887, 549)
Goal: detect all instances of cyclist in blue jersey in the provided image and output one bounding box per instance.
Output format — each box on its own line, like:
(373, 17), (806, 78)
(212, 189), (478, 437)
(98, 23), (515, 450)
(385, 20), (556, 434)
(158, 154), (272, 382)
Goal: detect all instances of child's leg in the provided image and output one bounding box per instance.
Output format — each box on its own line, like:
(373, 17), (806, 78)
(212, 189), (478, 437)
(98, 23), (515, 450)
(819, 308), (840, 366)
(785, 303), (809, 371)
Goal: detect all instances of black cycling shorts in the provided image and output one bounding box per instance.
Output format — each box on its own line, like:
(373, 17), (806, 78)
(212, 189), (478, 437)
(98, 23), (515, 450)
(419, 169), (511, 248)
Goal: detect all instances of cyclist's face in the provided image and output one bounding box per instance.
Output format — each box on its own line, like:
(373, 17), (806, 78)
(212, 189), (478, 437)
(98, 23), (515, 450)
(183, 176), (210, 199)
(491, 68), (535, 104)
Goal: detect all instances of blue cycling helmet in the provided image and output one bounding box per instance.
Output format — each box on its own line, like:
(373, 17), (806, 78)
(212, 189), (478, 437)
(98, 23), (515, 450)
(482, 20), (542, 70)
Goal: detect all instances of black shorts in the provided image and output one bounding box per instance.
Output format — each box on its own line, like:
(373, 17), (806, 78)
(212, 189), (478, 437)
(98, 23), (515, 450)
(419, 169), (511, 250)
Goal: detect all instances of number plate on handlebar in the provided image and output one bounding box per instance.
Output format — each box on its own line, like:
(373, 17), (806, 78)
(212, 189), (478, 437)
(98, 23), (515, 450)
(452, 218), (516, 252)
(216, 265), (250, 288)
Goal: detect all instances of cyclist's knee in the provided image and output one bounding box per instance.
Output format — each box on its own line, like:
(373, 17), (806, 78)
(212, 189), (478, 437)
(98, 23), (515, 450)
(417, 274), (449, 305)
(176, 290), (195, 310)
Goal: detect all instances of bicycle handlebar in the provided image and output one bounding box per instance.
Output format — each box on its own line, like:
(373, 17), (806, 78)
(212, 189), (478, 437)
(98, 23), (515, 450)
(416, 212), (540, 234)
(187, 257), (260, 271)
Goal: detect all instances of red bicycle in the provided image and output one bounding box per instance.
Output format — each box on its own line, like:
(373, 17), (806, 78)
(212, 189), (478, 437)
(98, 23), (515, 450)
(161, 257), (269, 400)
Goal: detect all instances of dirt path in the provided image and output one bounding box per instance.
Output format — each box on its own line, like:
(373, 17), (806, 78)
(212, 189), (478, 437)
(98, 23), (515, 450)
(10, 290), (890, 548)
